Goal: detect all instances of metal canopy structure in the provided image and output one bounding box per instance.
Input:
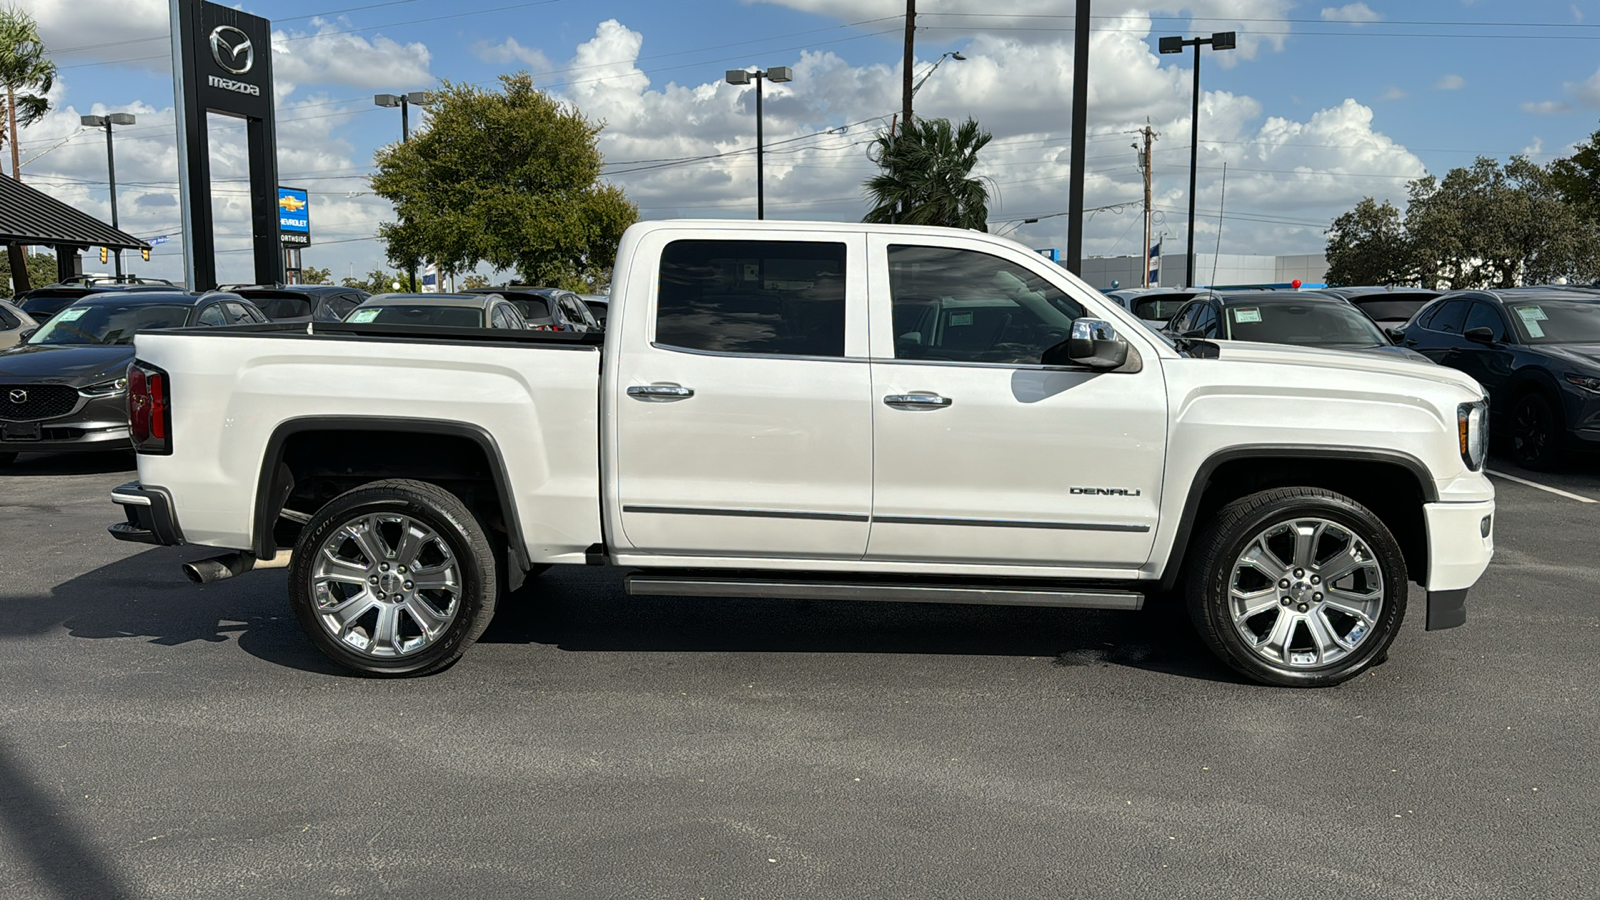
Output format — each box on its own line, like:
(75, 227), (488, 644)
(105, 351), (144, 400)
(0, 175), (150, 283)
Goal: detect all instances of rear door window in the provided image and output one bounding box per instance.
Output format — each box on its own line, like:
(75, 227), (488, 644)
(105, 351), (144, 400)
(196, 304), (228, 326)
(656, 239), (847, 357)
(1427, 300), (1470, 335)
(1463, 302), (1509, 342)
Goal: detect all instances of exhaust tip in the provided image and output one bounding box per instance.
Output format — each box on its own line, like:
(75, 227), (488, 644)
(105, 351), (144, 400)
(180, 552), (256, 585)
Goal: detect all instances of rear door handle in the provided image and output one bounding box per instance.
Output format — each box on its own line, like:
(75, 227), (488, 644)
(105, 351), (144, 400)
(883, 392), (953, 410)
(628, 384), (695, 401)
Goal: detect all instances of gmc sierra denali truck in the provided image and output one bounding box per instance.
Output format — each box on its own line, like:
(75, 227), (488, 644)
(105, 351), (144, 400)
(108, 221), (1495, 687)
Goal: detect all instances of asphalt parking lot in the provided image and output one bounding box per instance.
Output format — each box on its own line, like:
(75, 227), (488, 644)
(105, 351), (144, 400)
(2, 451), (1597, 899)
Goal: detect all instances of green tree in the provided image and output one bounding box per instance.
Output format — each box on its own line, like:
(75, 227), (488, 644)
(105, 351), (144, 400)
(1325, 198), (1412, 286)
(370, 73), (637, 288)
(301, 265), (332, 285)
(0, 248), (54, 298)
(0, 5), (58, 295)
(1548, 120), (1600, 226)
(862, 116), (993, 230)
(460, 272), (491, 290)
(341, 269), (410, 294)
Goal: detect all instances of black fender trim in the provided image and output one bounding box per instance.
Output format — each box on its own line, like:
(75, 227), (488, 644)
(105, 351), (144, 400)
(1158, 444), (1438, 592)
(108, 481), (185, 546)
(252, 416), (530, 572)
(1425, 588), (1468, 630)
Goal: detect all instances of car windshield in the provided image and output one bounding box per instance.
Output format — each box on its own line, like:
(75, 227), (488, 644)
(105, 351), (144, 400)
(18, 291), (88, 319)
(348, 305), (484, 327)
(27, 303), (192, 345)
(1223, 302), (1387, 349)
(1503, 300), (1600, 344)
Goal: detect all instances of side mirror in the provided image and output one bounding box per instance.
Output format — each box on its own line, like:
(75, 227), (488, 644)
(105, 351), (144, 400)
(1464, 326), (1495, 345)
(17, 327), (37, 342)
(1384, 326), (1405, 344)
(1043, 318), (1128, 369)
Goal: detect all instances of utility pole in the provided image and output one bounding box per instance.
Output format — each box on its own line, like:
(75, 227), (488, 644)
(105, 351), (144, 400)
(901, 0), (916, 131)
(1135, 124), (1157, 286)
(1065, 0), (1090, 274)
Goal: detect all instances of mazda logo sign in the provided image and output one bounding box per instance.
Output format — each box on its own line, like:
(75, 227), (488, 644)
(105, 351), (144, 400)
(209, 25), (253, 75)
(8, 389), (26, 404)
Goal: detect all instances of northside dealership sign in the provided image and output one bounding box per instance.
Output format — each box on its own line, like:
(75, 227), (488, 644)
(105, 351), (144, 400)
(278, 187), (310, 246)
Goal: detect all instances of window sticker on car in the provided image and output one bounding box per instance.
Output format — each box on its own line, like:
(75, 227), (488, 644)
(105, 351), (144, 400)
(56, 307), (88, 322)
(949, 312), (973, 326)
(1233, 307), (1262, 324)
(1514, 306), (1546, 338)
(347, 309), (381, 323)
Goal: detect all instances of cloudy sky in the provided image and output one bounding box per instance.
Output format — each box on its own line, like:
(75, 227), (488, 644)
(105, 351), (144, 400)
(14, 0), (1600, 285)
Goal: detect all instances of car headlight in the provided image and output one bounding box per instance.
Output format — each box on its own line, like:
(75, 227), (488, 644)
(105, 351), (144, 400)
(79, 377), (128, 398)
(1565, 373), (1600, 395)
(1458, 400), (1488, 472)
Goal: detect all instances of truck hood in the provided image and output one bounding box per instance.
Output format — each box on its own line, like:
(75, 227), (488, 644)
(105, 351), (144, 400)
(0, 343), (134, 385)
(1202, 339), (1485, 396)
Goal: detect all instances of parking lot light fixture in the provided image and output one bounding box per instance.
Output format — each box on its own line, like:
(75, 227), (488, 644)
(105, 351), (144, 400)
(1160, 31), (1235, 287)
(725, 66), (794, 220)
(80, 111), (136, 277)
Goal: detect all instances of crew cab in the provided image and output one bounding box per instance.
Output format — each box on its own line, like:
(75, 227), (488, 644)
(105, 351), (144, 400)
(108, 221), (1495, 687)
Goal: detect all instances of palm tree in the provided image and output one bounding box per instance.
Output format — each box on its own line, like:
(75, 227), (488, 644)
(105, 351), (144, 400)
(862, 116), (993, 231)
(1, 5), (57, 293)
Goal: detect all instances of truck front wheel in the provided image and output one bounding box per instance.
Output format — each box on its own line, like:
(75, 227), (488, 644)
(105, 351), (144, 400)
(288, 479), (497, 677)
(1186, 488), (1406, 687)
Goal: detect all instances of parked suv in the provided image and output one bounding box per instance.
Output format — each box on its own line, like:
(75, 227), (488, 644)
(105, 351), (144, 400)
(1396, 287), (1600, 469)
(1166, 290), (1429, 361)
(464, 286), (601, 332)
(0, 290), (266, 465)
(16, 282), (176, 324)
(226, 284), (371, 323)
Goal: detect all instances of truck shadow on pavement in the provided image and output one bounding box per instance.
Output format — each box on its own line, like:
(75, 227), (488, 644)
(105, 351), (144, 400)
(484, 566), (1248, 685)
(13, 548), (1244, 683)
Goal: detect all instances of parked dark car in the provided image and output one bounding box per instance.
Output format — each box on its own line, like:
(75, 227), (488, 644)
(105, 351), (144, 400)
(0, 299), (39, 351)
(226, 284), (371, 323)
(344, 293), (530, 329)
(1313, 286), (1441, 329)
(0, 290), (266, 465)
(1395, 287), (1600, 469)
(15, 282), (177, 324)
(463, 286), (602, 332)
(1165, 290), (1430, 362)
(579, 293), (609, 328)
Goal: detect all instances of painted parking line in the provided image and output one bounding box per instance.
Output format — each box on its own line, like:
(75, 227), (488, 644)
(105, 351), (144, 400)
(1486, 469), (1599, 504)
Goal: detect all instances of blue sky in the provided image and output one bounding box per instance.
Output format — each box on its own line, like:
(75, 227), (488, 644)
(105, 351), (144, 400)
(16, 0), (1600, 284)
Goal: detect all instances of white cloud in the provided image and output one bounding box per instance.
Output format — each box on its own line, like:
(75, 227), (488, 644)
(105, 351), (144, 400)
(471, 37), (553, 71)
(1434, 74), (1464, 91)
(28, 0), (169, 71)
(1320, 3), (1381, 24)
(1521, 100), (1572, 115)
(1379, 86), (1407, 101)
(271, 22), (432, 94)
(1568, 67), (1600, 106)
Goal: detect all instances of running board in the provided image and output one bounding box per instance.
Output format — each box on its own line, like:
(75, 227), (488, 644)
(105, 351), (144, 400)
(624, 574), (1143, 610)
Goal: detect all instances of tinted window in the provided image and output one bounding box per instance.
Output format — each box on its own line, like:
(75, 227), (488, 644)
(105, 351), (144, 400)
(224, 302), (260, 324)
(657, 239), (846, 357)
(0, 306), (17, 329)
(1133, 297), (1187, 322)
(1350, 295), (1432, 323)
(1166, 303), (1197, 334)
(489, 305), (513, 329)
(887, 244), (1084, 365)
(253, 295), (314, 319)
(1191, 303), (1219, 338)
(1502, 299), (1600, 344)
(196, 304), (228, 326)
(1427, 300), (1470, 334)
(1463, 302), (1508, 342)
(28, 303), (192, 345)
(507, 296), (552, 324)
(1223, 301), (1387, 348)
(331, 294), (364, 318)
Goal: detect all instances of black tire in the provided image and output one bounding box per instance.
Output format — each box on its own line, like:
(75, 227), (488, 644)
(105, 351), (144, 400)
(1186, 487), (1407, 687)
(0, 451), (16, 466)
(288, 478), (497, 677)
(1511, 391), (1562, 471)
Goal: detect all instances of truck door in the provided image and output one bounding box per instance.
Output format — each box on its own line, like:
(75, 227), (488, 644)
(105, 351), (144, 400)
(864, 235), (1168, 569)
(611, 232), (874, 559)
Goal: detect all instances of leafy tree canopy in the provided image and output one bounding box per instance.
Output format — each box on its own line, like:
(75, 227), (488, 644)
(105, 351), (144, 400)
(0, 249), (54, 298)
(371, 73), (638, 288)
(300, 266), (332, 285)
(862, 116), (994, 231)
(341, 269), (412, 294)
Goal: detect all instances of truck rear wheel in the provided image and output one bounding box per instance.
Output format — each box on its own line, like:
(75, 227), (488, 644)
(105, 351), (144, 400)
(289, 479), (497, 677)
(1186, 488), (1406, 687)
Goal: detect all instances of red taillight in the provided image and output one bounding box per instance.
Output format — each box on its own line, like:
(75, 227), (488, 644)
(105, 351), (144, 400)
(127, 361), (171, 454)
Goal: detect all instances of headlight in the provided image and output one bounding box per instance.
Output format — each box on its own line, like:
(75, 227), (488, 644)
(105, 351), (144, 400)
(79, 377), (128, 398)
(1565, 373), (1600, 394)
(1458, 400), (1488, 472)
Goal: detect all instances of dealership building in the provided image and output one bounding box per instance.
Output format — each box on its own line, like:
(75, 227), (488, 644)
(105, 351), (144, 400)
(1072, 252), (1331, 290)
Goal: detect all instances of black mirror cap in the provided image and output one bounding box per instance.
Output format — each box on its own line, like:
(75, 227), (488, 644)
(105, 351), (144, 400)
(1384, 326), (1405, 344)
(17, 327), (37, 342)
(1464, 326), (1496, 345)
(1042, 318), (1129, 369)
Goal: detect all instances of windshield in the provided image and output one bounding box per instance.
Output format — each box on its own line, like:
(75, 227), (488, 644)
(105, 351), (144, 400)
(1504, 300), (1600, 344)
(27, 303), (192, 345)
(1223, 302), (1387, 349)
(347, 305), (484, 327)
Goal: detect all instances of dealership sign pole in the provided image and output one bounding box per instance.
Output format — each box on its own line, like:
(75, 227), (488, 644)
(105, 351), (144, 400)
(170, 0), (282, 290)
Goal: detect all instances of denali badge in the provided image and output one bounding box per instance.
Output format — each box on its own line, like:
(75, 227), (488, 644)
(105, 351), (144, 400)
(8, 389), (25, 404)
(1070, 486), (1142, 497)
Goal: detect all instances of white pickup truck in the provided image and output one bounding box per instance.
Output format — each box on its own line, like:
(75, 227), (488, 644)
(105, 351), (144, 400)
(108, 221), (1495, 686)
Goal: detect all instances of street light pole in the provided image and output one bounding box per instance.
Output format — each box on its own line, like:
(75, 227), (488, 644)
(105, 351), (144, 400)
(1159, 31), (1234, 287)
(725, 67), (793, 220)
(375, 92), (429, 289)
(81, 112), (136, 278)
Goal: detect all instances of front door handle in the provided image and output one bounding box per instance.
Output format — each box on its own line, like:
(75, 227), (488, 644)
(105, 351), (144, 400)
(883, 392), (953, 410)
(628, 384), (695, 401)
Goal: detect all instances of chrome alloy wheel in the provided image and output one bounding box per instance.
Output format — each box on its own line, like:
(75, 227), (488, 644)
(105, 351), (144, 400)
(1227, 517), (1384, 669)
(309, 513), (462, 659)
